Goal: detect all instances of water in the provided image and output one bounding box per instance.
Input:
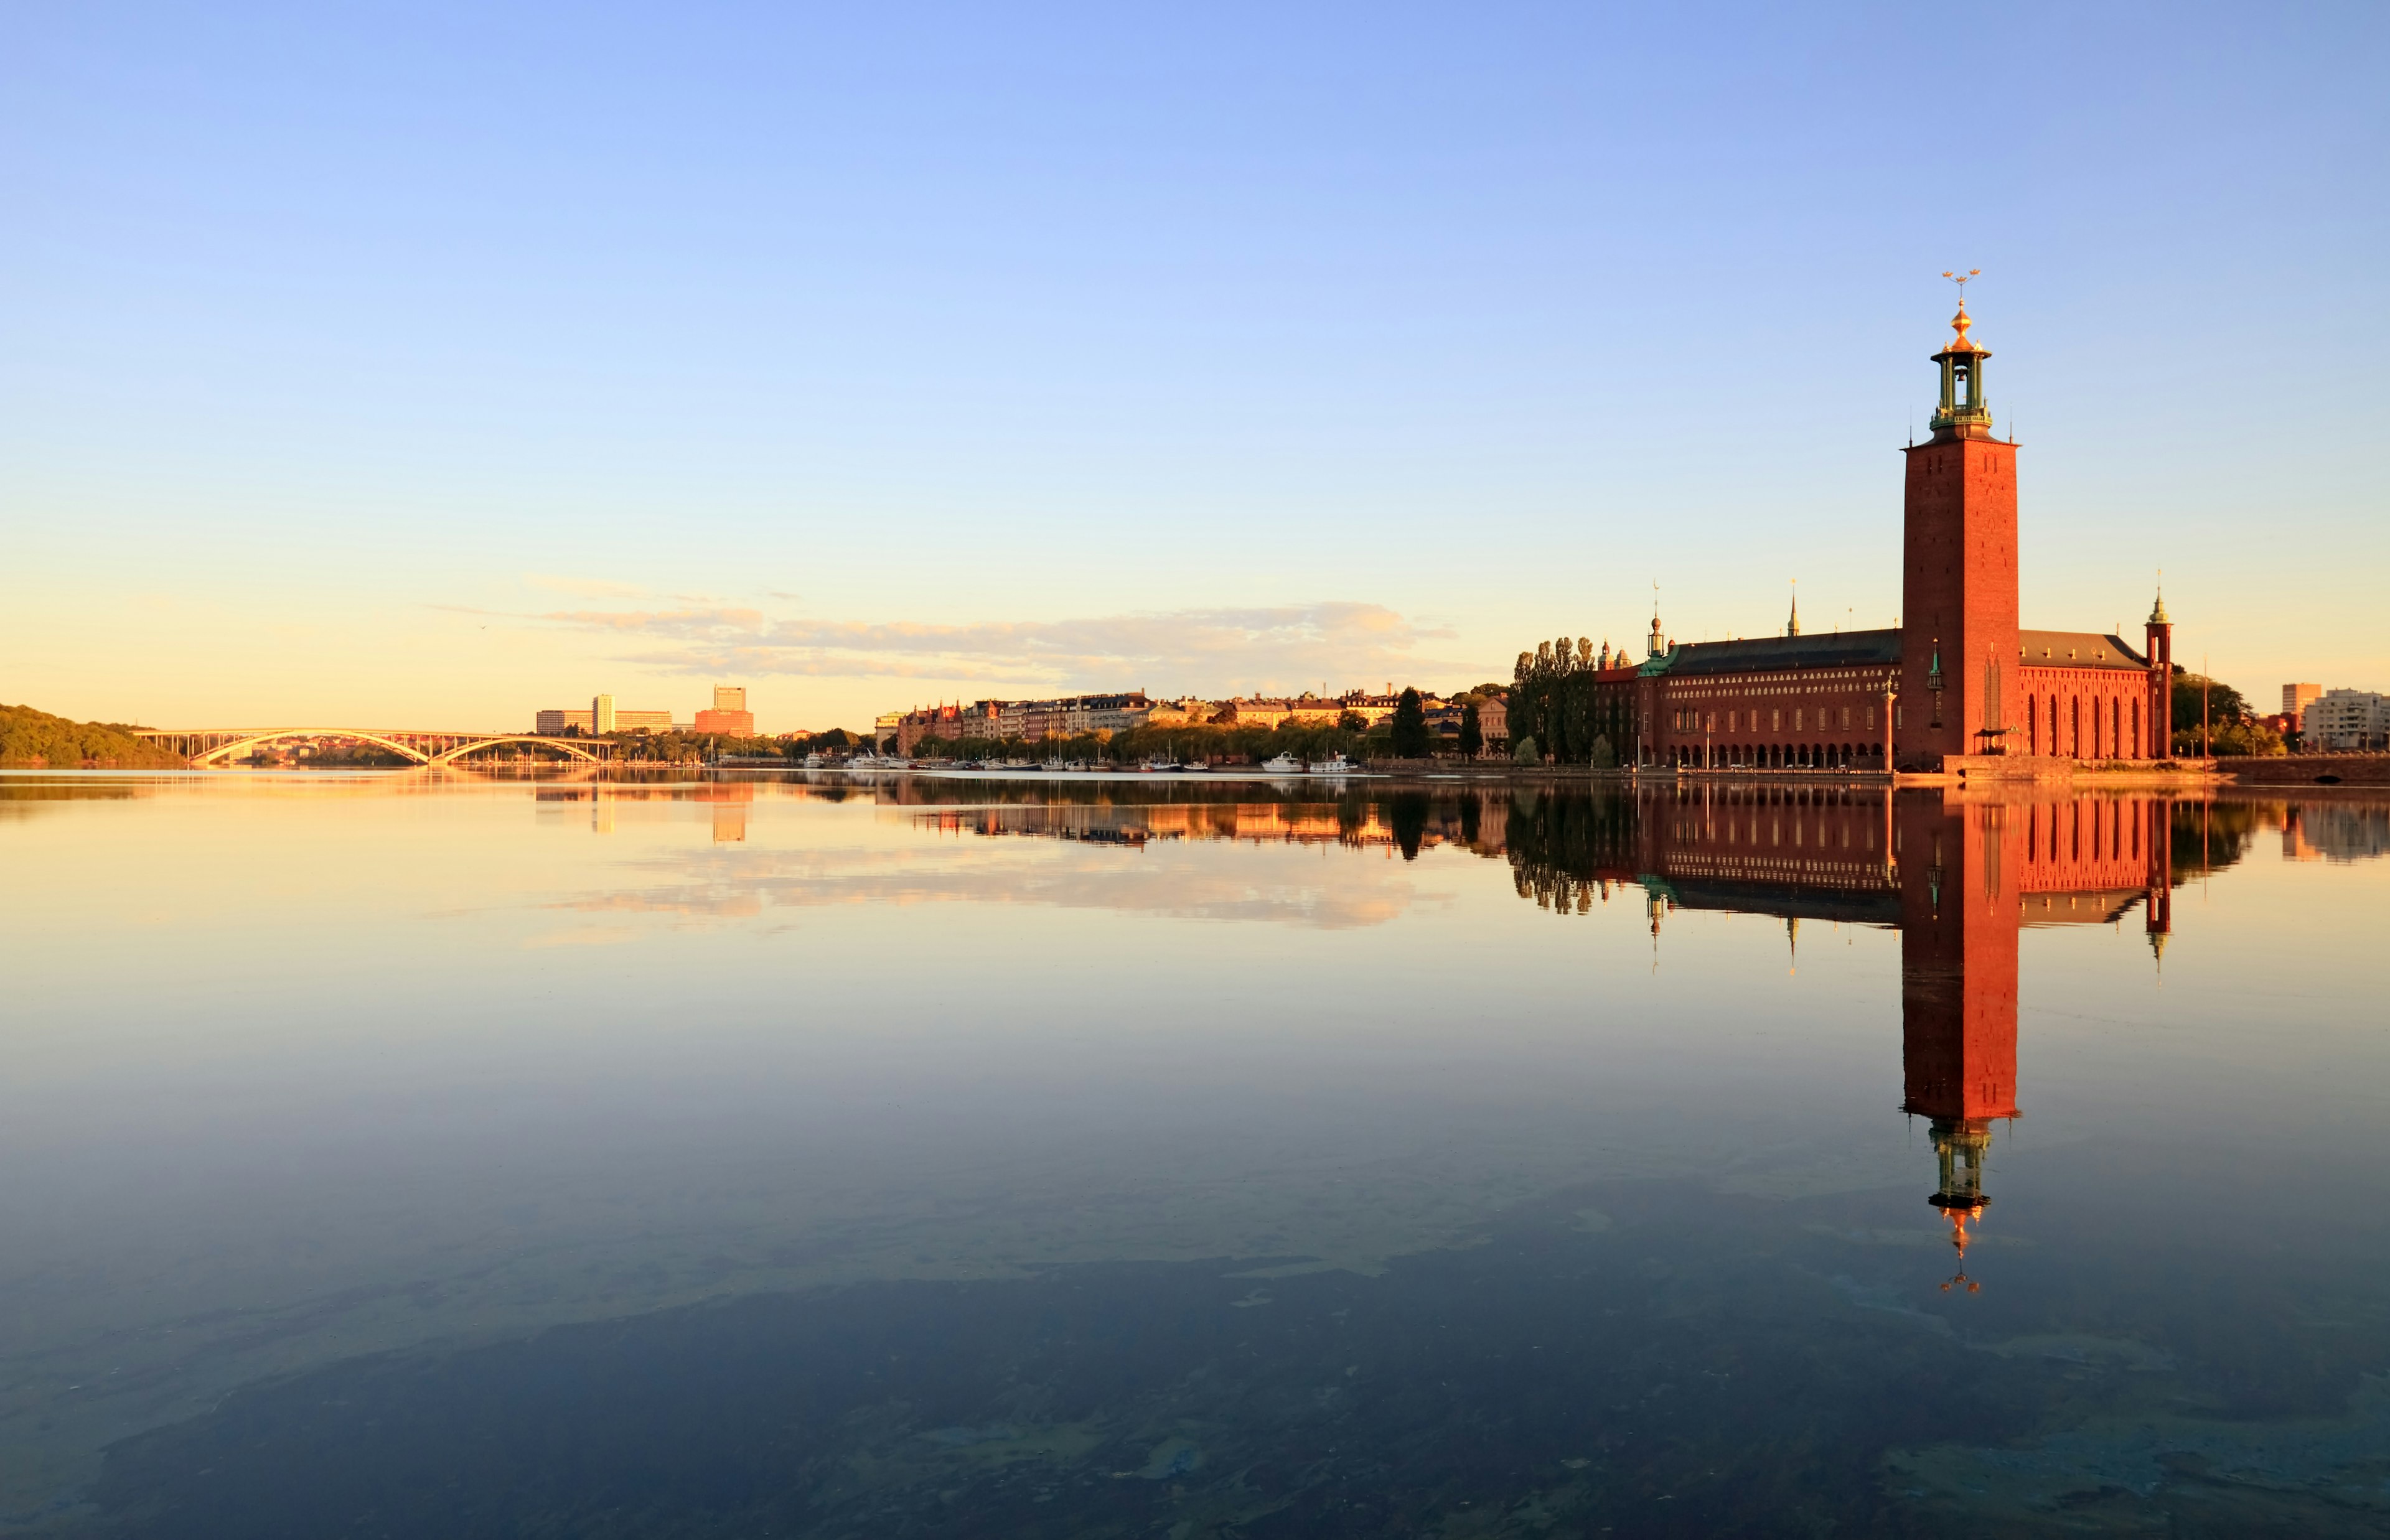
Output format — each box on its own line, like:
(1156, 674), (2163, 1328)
(2, 772), (2387, 1536)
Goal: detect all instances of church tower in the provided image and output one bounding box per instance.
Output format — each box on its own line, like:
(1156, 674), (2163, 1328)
(1898, 284), (2020, 768)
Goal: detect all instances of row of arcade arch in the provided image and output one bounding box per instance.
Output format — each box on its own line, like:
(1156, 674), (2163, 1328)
(1664, 742), (1886, 770)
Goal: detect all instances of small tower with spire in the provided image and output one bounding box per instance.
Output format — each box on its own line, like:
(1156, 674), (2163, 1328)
(1647, 587), (1666, 661)
(2144, 575), (2174, 759)
(1786, 579), (1801, 638)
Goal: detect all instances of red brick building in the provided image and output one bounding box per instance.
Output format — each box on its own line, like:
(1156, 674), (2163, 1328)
(1619, 299), (2173, 773)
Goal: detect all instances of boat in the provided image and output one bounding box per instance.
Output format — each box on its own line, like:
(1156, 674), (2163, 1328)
(1260, 752), (1305, 773)
(1314, 752), (1356, 775)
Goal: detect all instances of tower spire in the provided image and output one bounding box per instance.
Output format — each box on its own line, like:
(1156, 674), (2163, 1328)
(1786, 579), (1801, 638)
(1929, 269), (1992, 439)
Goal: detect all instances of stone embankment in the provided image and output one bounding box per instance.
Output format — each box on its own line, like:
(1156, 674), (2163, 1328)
(2224, 755), (2390, 786)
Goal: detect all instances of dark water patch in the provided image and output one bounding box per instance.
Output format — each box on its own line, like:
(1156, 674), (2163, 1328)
(76, 1178), (2365, 1538)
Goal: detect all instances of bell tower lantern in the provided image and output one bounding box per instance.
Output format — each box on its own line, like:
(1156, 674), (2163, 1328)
(1930, 271), (1994, 438)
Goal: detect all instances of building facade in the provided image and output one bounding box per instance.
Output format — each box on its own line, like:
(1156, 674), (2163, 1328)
(695, 685), (756, 735)
(894, 692), (1158, 753)
(2305, 689), (2389, 751)
(1616, 300), (2174, 772)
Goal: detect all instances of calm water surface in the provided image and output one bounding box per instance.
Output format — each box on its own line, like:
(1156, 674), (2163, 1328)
(2, 772), (2388, 1537)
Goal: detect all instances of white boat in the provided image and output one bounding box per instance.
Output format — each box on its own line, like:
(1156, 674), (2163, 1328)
(1260, 752), (1305, 773)
(1313, 752), (1356, 775)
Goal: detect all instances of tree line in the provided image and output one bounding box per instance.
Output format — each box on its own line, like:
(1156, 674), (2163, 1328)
(1507, 638), (1633, 767)
(0, 704), (185, 768)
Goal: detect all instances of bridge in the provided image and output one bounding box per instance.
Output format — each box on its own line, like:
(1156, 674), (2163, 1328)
(131, 727), (616, 767)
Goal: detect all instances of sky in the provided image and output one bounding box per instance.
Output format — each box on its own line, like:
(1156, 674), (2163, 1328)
(4, 2), (2383, 733)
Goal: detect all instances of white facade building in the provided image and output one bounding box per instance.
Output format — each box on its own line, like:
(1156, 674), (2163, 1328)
(2305, 689), (2389, 751)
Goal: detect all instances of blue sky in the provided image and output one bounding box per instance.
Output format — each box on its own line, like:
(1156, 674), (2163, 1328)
(4, 2), (2382, 730)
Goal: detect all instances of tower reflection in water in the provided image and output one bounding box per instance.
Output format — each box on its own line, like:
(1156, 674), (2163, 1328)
(903, 777), (2215, 1293)
(1512, 785), (2188, 1293)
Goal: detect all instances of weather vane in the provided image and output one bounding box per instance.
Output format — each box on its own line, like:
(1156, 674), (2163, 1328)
(1941, 268), (1981, 301)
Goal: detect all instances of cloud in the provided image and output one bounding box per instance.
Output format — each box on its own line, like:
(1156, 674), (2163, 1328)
(525, 573), (650, 599)
(532, 602), (1472, 696)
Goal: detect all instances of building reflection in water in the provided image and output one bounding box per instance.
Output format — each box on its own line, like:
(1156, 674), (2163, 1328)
(1512, 784), (2198, 1292)
(705, 774), (2270, 1291)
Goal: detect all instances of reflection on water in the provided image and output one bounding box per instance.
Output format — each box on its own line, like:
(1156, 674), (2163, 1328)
(2, 772), (2387, 1536)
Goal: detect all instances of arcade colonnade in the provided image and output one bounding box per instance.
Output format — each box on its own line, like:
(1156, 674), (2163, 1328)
(1665, 740), (1885, 770)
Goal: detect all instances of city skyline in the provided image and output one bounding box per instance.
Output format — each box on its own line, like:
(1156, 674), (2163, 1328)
(6, 6), (2384, 734)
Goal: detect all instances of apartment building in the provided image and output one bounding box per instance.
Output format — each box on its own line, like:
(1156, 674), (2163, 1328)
(2305, 689), (2389, 751)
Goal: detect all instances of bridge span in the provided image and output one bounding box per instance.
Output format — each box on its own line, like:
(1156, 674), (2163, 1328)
(132, 727), (616, 767)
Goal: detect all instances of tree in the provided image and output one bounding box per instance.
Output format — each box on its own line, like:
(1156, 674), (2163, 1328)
(1513, 733), (1539, 765)
(0, 704), (185, 768)
(1457, 703), (1483, 759)
(2170, 666), (2251, 732)
(1336, 709), (1367, 732)
(1390, 688), (1429, 758)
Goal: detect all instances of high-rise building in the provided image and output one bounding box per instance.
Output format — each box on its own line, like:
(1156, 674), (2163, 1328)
(2284, 683), (2322, 728)
(535, 708), (596, 735)
(592, 694), (617, 734)
(695, 684), (756, 735)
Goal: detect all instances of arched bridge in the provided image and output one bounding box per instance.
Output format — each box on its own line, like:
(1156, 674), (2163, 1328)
(133, 727), (615, 767)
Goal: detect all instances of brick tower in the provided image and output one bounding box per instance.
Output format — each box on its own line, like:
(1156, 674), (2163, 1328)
(1898, 291), (2020, 770)
(2144, 585), (2174, 760)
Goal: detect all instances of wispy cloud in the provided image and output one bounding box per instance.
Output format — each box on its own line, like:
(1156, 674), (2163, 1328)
(524, 573), (650, 599)
(530, 602), (1469, 696)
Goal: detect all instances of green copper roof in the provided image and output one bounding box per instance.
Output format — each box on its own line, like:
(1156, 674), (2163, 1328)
(1643, 629), (1902, 678)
